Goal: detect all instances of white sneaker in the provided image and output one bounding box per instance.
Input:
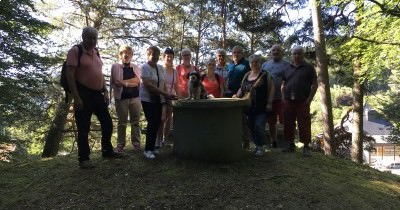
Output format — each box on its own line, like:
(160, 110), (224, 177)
(255, 147), (264, 156)
(152, 149), (160, 154)
(143, 151), (155, 159)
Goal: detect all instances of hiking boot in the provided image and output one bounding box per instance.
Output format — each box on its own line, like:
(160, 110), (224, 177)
(102, 151), (124, 159)
(143, 151), (155, 159)
(302, 145), (311, 157)
(282, 143), (296, 153)
(271, 141), (278, 148)
(79, 160), (95, 169)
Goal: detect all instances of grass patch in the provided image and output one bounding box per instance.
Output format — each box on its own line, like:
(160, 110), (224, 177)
(1, 148), (399, 209)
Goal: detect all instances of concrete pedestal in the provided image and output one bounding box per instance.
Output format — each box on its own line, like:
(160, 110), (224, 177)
(172, 98), (250, 162)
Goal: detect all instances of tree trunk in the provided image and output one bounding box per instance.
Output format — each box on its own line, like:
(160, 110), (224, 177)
(194, 1), (205, 67)
(351, 0), (365, 163)
(179, 17), (187, 64)
(311, 0), (334, 155)
(250, 33), (255, 54)
(42, 100), (70, 157)
(221, 0), (227, 49)
(351, 59), (364, 163)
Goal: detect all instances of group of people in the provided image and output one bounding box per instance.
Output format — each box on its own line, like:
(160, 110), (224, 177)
(230, 44), (318, 157)
(66, 27), (317, 169)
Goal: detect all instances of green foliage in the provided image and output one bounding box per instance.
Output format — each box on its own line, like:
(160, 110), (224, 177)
(330, 1), (400, 84)
(380, 92), (400, 144)
(229, 0), (289, 53)
(321, 1), (400, 149)
(352, 1), (400, 144)
(0, 0), (57, 127)
(311, 86), (352, 139)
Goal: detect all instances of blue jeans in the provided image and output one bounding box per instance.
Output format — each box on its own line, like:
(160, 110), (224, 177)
(75, 87), (113, 162)
(141, 101), (162, 152)
(247, 113), (267, 147)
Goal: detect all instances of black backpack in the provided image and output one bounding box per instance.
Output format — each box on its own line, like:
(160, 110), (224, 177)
(60, 44), (99, 103)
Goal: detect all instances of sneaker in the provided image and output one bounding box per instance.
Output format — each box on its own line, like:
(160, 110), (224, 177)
(282, 143), (296, 153)
(255, 147), (264, 156)
(302, 145), (311, 157)
(102, 151), (124, 159)
(152, 149), (160, 154)
(79, 160), (95, 169)
(116, 144), (124, 154)
(143, 151), (155, 159)
(132, 142), (141, 150)
(271, 141), (278, 148)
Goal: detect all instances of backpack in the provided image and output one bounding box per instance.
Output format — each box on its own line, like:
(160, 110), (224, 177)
(60, 44), (99, 103)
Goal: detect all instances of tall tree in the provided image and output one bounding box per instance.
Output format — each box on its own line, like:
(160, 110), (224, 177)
(234, 0), (287, 53)
(350, 0), (400, 162)
(0, 0), (56, 135)
(351, 54), (364, 163)
(192, 0), (217, 66)
(344, 0), (367, 163)
(221, 0), (228, 49)
(311, 0), (334, 155)
(157, 1), (187, 52)
(294, 0), (400, 161)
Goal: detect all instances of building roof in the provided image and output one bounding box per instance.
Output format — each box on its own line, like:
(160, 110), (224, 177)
(343, 103), (393, 136)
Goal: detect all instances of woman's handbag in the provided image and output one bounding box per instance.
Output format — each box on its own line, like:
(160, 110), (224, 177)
(242, 91), (252, 101)
(241, 72), (263, 101)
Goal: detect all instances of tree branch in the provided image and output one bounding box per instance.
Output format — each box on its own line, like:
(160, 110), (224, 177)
(275, 0), (288, 14)
(114, 6), (158, 14)
(368, 0), (400, 17)
(112, 35), (154, 39)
